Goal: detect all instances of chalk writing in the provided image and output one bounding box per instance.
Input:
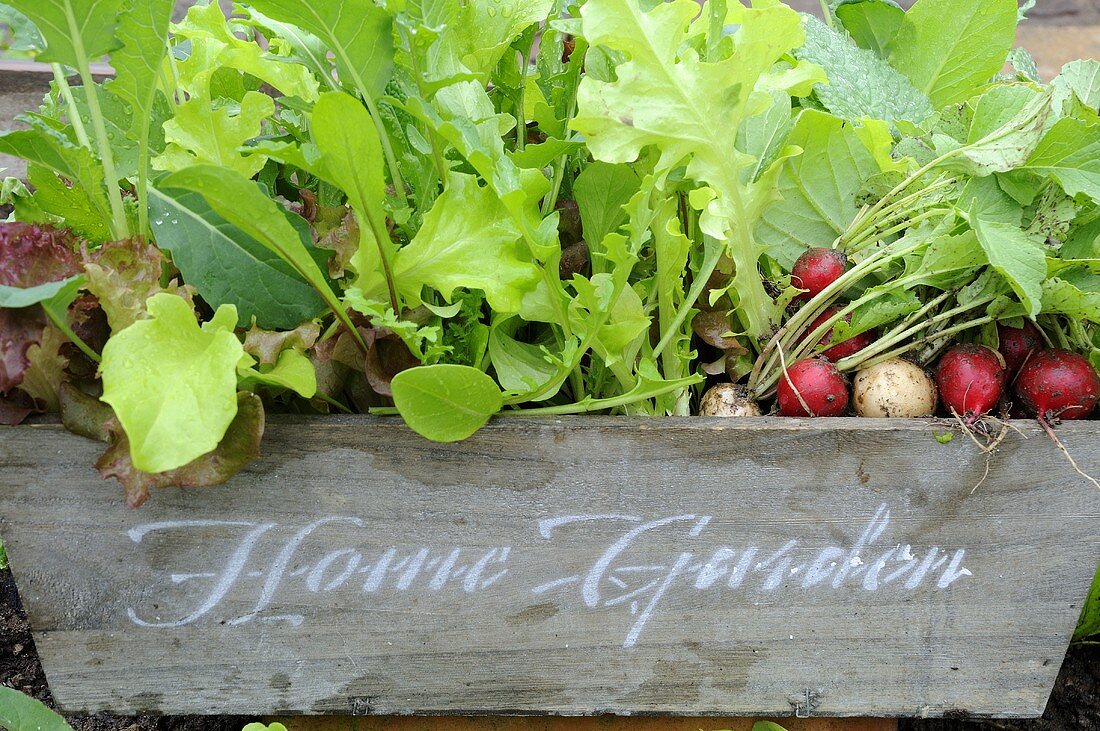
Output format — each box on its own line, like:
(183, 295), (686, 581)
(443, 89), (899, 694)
(126, 503), (969, 647)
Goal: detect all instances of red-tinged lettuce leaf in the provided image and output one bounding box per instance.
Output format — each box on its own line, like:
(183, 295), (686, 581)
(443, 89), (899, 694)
(18, 324), (68, 412)
(0, 306), (46, 393)
(96, 392), (266, 508)
(0, 221), (81, 287)
(313, 205), (359, 279)
(0, 389), (40, 426)
(243, 321), (321, 367)
(81, 238), (190, 330)
(58, 382), (112, 441)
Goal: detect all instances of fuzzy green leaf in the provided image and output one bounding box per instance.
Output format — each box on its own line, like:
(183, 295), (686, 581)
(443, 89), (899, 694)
(797, 15), (933, 125)
(391, 364), (503, 442)
(100, 293), (243, 473)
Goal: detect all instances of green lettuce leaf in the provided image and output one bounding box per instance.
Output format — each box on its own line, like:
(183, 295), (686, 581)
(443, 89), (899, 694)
(4, 0), (122, 67)
(833, 0), (905, 56)
(391, 363), (503, 442)
(99, 292), (244, 473)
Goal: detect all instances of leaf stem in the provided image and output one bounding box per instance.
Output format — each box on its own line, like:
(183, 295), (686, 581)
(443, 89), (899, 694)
(42, 306), (100, 363)
(50, 64), (90, 148)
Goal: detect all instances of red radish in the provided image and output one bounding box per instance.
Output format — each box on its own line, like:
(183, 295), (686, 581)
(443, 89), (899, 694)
(1014, 349), (1100, 422)
(998, 321), (1044, 376)
(803, 305), (878, 361)
(791, 248), (847, 302)
(777, 358), (849, 417)
(935, 344), (1005, 418)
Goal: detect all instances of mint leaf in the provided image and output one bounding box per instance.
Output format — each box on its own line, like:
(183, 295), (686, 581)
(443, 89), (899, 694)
(100, 293), (243, 473)
(888, 0), (1018, 109)
(149, 186), (328, 329)
(393, 173), (541, 313)
(391, 364), (503, 442)
(797, 15), (933, 125)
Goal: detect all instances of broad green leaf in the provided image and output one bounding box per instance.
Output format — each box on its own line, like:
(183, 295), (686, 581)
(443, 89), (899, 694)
(247, 0), (393, 99)
(796, 15), (933, 125)
(238, 348), (317, 398)
(833, 0), (905, 56)
(391, 364), (503, 442)
(0, 273), (81, 308)
(752, 723), (790, 731)
(19, 164), (109, 241)
(111, 0), (172, 140)
(573, 0), (819, 339)
(157, 165), (356, 343)
(1053, 60), (1100, 118)
(437, 0), (554, 80)
(0, 128), (111, 224)
(245, 8), (338, 92)
(888, 0), (1018, 109)
(0, 3), (45, 56)
(757, 111), (890, 268)
(170, 3), (320, 101)
(0, 687), (72, 731)
(5, 0), (122, 66)
(100, 293), (243, 473)
(944, 89), (1053, 176)
(1075, 564), (1100, 640)
(735, 90), (793, 184)
(488, 320), (559, 399)
(393, 173), (541, 313)
(1018, 118), (1100, 201)
(149, 186), (327, 329)
(153, 90), (275, 178)
(969, 212), (1047, 317)
(1042, 277), (1100, 320)
(573, 161), (641, 268)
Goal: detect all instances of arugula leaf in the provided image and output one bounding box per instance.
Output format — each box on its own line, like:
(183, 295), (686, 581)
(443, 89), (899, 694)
(888, 0), (1018, 109)
(390, 364), (503, 442)
(100, 293), (243, 473)
(393, 173), (541, 313)
(149, 186), (328, 329)
(157, 164), (363, 350)
(797, 15), (933, 125)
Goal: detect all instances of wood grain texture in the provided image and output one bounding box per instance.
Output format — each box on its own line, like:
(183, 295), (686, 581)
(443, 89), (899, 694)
(1, 416), (1098, 718)
(271, 714), (898, 731)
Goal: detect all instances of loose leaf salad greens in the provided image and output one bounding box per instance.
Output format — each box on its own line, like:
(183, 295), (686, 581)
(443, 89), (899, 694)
(2, 0), (1100, 507)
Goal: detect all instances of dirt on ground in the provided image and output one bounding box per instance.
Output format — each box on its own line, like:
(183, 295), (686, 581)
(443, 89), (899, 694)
(2, 566), (1098, 730)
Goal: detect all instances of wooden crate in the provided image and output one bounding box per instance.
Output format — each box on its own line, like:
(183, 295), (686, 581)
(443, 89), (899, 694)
(1, 416), (1097, 719)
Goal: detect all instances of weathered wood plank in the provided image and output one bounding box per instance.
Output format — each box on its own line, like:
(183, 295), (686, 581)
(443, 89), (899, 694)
(1, 416), (1098, 718)
(270, 714), (898, 731)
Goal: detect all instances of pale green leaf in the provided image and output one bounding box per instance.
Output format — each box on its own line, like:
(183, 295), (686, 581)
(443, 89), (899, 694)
(970, 212), (1047, 316)
(393, 173), (541, 313)
(0, 273), (81, 308)
(238, 348), (317, 398)
(888, 0), (1018, 109)
(100, 293), (243, 473)
(111, 0), (172, 140)
(757, 110), (890, 268)
(391, 364), (503, 442)
(573, 161), (641, 262)
(1019, 117), (1100, 201)
(153, 91), (275, 178)
(1053, 60), (1100, 117)
(5, 0), (122, 66)
(246, 0), (393, 99)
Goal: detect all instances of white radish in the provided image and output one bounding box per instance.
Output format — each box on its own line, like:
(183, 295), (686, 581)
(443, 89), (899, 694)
(699, 383), (763, 417)
(852, 358), (937, 418)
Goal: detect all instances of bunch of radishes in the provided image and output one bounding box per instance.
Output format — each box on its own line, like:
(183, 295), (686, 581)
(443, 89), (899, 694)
(701, 248), (1100, 426)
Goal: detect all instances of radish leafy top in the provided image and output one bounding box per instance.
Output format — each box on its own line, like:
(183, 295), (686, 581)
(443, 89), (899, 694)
(0, 0), (1099, 504)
